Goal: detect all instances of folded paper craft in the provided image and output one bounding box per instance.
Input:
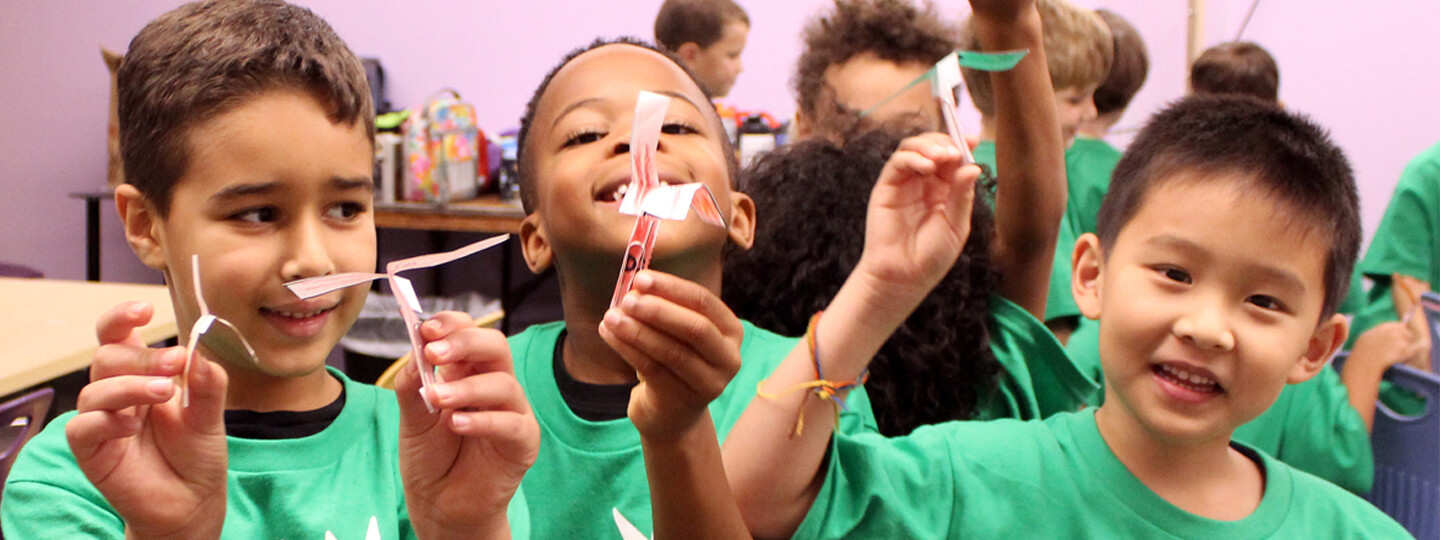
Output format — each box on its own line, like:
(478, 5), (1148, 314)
(858, 48), (1030, 165)
(284, 234), (509, 409)
(609, 91), (728, 308)
(183, 254), (260, 407)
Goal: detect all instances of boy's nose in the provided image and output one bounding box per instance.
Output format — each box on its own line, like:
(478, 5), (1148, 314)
(282, 218), (336, 281)
(612, 140), (631, 156)
(1172, 306), (1236, 352)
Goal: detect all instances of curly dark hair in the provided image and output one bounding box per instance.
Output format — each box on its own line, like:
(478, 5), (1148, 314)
(792, 0), (958, 137)
(723, 128), (1001, 436)
(516, 37), (738, 214)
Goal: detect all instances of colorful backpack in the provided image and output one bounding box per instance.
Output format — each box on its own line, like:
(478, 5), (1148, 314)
(402, 90), (486, 202)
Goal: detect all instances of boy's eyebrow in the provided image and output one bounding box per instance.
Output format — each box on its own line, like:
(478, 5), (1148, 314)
(210, 182), (280, 202)
(331, 176), (375, 192)
(209, 176), (374, 202)
(550, 90), (706, 130)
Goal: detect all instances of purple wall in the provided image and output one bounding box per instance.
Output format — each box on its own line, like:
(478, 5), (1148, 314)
(2, 0), (1436, 283)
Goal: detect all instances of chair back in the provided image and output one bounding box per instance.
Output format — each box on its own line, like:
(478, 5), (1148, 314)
(1343, 350), (1440, 540)
(0, 388), (55, 501)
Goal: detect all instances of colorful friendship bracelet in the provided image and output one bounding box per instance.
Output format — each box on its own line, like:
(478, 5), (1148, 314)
(756, 311), (869, 437)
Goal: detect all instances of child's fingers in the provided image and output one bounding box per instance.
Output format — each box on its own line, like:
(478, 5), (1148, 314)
(600, 308), (730, 401)
(393, 360), (443, 436)
(95, 301), (154, 348)
(616, 289), (741, 377)
(76, 376), (176, 412)
(895, 132), (960, 160)
(180, 355), (228, 433)
(67, 410), (143, 461)
(628, 271), (744, 343)
(426, 371), (530, 416)
(90, 346), (185, 382)
(426, 326), (513, 374)
(418, 311), (478, 342)
(445, 409), (538, 460)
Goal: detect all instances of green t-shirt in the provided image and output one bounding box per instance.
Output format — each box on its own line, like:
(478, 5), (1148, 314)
(973, 139), (1119, 323)
(1231, 365), (1374, 494)
(1355, 141), (1440, 334)
(974, 294), (1098, 420)
(1066, 323), (1374, 494)
(0, 368), (530, 539)
(795, 409), (1409, 539)
(510, 320), (875, 540)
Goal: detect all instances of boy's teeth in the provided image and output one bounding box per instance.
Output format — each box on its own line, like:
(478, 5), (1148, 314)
(1158, 364), (1219, 392)
(273, 308), (324, 319)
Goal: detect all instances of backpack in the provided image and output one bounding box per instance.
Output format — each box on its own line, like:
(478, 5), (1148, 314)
(402, 90), (487, 203)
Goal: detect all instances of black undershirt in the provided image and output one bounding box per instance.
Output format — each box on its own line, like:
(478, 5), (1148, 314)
(224, 375), (346, 440)
(553, 330), (637, 421)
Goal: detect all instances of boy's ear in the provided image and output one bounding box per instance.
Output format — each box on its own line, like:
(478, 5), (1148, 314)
(1290, 313), (1349, 384)
(1072, 233), (1105, 320)
(726, 192), (757, 251)
(793, 110), (813, 140)
(115, 184), (168, 271)
(676, 42), (702, 64)
(518, 213), (554, 273)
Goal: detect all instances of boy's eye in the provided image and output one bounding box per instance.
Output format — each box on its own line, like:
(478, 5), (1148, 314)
(325, 202), (366, 220)
(661, 121), (699, 136)
(562, 129), (605, 148)
(232, 207), (278, 225)
(1247, 295), (1285, 312)
(1159, 267), (1192, 284)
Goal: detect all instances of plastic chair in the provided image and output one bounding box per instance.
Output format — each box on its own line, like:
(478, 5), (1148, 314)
(1420, 292), (1440, 374)
(0, 388), (55, 503)
(1336, 351), (1440, 539)
(374, 310), (504, 390)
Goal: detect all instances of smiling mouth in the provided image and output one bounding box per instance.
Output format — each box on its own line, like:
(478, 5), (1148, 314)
(1152, 363), (1224, 394)
(261, 305), (336, 320)
(596, 178), (685, 203)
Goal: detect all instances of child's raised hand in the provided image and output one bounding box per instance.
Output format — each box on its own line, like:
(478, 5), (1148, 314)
(856, 133), (980, 301)
(599, 270), (744, 441)
(396, 311), (538, 540)
(967, 0), (1036, 22)
(66, 301), (230, 539)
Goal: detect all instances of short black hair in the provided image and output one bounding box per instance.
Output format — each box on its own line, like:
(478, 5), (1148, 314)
(515, 37), (737, 214)
(1097, 94), (1358, 318)
(723, 128), (1001, 436)
(1190, 41), (1279, 102)
(654, 0), (750, 51)
(793, 0), (957, 138)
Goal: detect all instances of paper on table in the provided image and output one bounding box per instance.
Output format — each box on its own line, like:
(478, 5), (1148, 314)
(183, 254), (260, 407)
(283, 234), (509, 409)
(609, 91), (728, 309)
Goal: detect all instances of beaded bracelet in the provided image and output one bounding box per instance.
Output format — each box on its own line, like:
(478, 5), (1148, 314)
(756, 311), (869, 437)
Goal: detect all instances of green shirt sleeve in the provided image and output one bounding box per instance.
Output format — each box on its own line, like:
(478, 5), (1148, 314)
(978, 295), (1099, 420)
(1230, 366), (1374, 494)
(1361, 141), (1440, 284)
(793, 429), (960, 539)
(2, 412), (124, 538)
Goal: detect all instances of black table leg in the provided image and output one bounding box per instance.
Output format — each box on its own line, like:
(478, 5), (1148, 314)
(85, 197), (101, 282)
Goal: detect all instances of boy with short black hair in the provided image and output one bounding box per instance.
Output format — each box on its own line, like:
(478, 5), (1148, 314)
(724, 94), (1409, 538)
(790, 0), (959, 142)
(962, 0), (1112, 341)
(1191, 41), (1280, 101)
(653, 0), (750, 98)
(1, 1), (534, 537)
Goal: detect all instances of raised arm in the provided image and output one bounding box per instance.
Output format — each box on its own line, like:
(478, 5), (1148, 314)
(979, 2), (1067, 319)
(724, 134), (977, 538)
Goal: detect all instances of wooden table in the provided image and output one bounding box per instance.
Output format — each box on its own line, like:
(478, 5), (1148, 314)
(373, 195), (540, 334)
(373, 195), (525, 234)
(0, 278), (176, 397)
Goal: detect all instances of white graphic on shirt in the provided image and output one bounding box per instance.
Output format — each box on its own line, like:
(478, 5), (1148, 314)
(320, 516), (381, 540)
